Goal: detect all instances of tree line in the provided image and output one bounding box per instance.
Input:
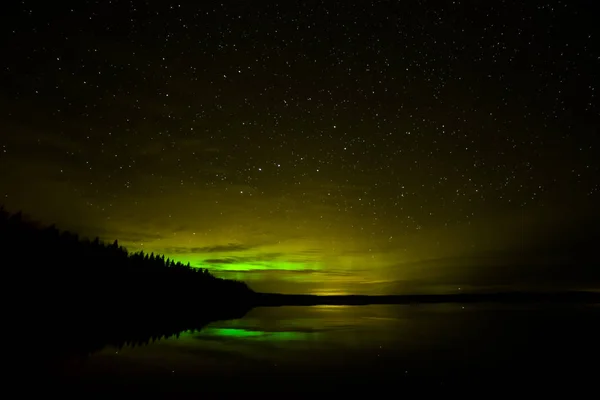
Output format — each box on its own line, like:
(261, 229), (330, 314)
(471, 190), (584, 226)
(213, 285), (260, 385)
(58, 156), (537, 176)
(1, 206), (255, 339)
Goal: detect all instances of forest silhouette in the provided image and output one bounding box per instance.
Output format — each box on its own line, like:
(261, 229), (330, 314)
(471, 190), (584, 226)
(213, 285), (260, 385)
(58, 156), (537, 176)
(1, 206), (254, 359)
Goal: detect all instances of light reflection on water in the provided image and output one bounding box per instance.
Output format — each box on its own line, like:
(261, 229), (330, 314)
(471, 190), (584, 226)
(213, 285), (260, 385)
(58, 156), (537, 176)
(82, 303), (599, 387)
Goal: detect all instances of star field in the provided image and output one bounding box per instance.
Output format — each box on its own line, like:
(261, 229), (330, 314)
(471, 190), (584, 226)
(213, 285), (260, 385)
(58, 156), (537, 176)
(1, 1), (599, 294)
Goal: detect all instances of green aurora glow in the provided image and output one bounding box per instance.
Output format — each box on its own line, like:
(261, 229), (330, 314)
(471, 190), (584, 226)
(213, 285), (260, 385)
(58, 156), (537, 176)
(2, 2), (598, 295)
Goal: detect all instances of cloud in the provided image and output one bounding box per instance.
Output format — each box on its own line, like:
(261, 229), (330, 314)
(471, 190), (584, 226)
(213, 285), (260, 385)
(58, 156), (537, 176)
(202, 253), (287, 264)
(164, 243), (255, 254)
(379, 216), (600, 292)
(214, 267), (356, 278)
(194, 243), (253, 253)
(300, 248), (323, 254)
(68, 225), (166, 244)
(2, 123), (80, 152)
(216, 268), (322, 275)
(0, 125), (86, 179)
(203, 258), (237, 264)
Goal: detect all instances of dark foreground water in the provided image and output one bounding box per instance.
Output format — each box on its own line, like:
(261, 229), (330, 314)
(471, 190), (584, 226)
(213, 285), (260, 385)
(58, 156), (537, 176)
(50, 304), (599, 394)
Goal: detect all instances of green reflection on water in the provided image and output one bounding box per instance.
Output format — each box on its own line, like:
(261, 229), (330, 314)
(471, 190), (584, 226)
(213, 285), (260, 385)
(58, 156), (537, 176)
(200, 327), (314, 341)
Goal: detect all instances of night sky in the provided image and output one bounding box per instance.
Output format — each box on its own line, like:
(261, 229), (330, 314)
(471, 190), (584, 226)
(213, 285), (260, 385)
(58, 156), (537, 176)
(1, 1), (598, 294)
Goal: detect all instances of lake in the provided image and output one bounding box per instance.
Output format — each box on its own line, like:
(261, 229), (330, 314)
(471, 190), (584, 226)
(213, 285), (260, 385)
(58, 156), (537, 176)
(51, 303), (599, 394)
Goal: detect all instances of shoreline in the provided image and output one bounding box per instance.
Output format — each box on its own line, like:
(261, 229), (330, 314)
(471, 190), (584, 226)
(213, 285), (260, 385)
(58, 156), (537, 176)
(252, 291), (600, 307)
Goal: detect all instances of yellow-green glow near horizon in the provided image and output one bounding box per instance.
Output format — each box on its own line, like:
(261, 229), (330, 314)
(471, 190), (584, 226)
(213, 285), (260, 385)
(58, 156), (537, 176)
(85, 206), (597, 294)
(1, 2), (598, 295)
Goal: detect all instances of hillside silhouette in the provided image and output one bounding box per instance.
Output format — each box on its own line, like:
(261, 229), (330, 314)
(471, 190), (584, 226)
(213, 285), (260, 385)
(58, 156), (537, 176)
(1, 206), (254, 360)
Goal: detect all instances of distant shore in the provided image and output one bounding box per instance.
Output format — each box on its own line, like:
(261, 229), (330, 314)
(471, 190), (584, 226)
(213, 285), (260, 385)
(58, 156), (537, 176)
(253, 291), (600, 307)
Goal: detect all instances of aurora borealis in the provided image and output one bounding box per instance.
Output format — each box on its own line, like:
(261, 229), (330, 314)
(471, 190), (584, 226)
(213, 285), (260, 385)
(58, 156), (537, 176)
(1, 1), (598, 294)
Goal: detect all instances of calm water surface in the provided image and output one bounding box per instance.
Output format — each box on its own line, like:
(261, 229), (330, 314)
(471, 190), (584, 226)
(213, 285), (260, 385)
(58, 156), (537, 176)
(61, 304), (599, 393)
